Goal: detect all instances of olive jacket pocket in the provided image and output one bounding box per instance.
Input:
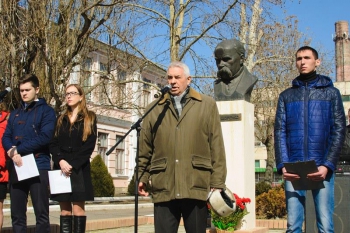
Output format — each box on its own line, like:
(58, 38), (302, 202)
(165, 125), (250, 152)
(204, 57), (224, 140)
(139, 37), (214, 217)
(191, 155), (212, 190)
(150, 157), (168, 192)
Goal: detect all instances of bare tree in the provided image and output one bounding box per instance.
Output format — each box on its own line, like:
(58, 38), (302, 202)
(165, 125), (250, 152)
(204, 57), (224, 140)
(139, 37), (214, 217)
(103, 0), (240, 90)
(0, 0), (136, 112)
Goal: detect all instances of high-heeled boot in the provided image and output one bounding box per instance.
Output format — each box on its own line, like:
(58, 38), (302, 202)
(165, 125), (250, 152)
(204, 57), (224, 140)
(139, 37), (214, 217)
(60, 215), (73, 233)
(73, 215), (86, 233)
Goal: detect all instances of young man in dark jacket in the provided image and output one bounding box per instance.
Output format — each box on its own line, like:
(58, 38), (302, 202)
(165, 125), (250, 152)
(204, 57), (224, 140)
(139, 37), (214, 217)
(274, 46), (346, 233)
(2, 74), (56, 233)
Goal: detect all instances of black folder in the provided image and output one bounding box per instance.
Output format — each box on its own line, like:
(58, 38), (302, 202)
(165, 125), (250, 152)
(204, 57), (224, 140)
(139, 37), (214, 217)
(283, 160), (325, 190)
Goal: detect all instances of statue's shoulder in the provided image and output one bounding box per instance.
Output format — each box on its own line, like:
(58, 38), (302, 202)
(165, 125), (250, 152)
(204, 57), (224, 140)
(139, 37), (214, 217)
(242, 67), (258, 83)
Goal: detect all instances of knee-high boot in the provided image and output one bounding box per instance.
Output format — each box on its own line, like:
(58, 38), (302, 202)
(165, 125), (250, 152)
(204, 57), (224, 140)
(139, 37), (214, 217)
(73, 216), (86, 233)
(60, 215), (73, 233)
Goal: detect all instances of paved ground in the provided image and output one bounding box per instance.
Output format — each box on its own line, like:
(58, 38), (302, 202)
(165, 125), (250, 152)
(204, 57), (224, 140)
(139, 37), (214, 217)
(2, 203), (154, 229)
(2, 201), (285, 233)
(87, 225), (285, 233)
(88, 224), (186, 233)
(2, 203), (188, 233)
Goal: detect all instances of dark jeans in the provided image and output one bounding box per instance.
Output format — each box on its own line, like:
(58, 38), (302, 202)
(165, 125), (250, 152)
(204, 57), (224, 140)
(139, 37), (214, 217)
(154, 199), (208, 233)
(10, 170), (50, 233)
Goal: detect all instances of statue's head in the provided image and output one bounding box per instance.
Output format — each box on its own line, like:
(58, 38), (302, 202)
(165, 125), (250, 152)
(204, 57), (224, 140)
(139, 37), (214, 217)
(214, 39), (245, 81)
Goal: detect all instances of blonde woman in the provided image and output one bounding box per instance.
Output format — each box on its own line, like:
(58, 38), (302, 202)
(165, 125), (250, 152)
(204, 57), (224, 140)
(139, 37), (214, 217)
(50, 84), (97, 233)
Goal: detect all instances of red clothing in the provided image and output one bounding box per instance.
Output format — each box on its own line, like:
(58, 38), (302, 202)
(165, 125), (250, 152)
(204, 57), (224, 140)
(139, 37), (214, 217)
(0, 111), (9, 182)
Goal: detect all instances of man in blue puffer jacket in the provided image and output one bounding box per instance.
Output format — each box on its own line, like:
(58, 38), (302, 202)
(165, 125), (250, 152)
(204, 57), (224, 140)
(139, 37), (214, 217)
(275, 46), (346, 233)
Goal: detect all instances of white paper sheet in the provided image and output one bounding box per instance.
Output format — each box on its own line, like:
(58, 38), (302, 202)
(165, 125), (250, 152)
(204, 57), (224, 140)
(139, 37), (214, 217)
(48, 170), (72, 194)
(14, 153), (39, 181)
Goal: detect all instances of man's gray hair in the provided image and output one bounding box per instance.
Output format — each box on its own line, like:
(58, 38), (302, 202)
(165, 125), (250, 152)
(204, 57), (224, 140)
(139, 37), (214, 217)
(168, 61), (191, 77)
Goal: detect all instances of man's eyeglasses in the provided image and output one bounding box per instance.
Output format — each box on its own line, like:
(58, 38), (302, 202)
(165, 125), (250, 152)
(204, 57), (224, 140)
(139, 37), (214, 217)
(65, 92), (80, 97)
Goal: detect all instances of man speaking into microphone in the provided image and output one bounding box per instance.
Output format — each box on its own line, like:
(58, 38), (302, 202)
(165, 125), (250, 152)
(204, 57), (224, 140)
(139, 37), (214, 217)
(137, 61), (227, 233)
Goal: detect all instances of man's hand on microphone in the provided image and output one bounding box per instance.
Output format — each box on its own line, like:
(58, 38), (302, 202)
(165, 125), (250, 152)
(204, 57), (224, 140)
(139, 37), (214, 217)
(138, 182), (149, 196)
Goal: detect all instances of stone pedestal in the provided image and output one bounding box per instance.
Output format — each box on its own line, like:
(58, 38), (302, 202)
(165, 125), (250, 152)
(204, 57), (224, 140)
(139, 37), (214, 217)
(216, 100), (256, 230)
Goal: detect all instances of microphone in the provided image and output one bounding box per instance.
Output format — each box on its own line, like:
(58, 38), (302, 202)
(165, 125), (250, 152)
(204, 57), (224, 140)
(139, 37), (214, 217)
(154, 85), (172, 98)
(0, 87), (11, 100)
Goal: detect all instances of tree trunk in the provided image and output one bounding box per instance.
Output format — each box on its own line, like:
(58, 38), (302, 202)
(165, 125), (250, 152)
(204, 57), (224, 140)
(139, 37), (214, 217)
(264, 134), (275, 185)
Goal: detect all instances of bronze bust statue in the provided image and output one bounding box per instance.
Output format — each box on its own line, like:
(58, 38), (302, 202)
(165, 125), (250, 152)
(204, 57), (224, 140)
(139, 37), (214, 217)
(213, 39), (258, 102)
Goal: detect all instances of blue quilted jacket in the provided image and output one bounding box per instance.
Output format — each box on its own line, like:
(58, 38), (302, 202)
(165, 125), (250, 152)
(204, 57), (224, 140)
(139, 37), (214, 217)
(275, 75), (346, 174)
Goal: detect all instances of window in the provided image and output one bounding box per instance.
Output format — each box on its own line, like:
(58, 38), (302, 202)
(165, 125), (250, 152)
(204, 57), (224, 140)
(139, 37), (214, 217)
(255, 173), (261, 183)
(82, 58), (92, 101)
(142, 77), (151, 90)
(255, 160), (260, 168)
(118, 70), (126, 81)
(141, 77), (151, 107)
(141, 90), (150, 108)
(255, 141), (263, 147)
(82, 58), (92, 71)
(99, 62), (107, 72)
(116, 70), (127, 106)
(83, 75), (92, 101)
(99, 76), (111, 105)
(342, 95), (350, 102)
(97, 133), (109, 166)
(115, 135), (125, 175)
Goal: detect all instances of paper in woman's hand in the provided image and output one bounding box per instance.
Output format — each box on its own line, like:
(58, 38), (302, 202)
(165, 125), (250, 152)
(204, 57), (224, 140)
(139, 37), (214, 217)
(48, 170), (72, 194)
(284, 160), (325, 190)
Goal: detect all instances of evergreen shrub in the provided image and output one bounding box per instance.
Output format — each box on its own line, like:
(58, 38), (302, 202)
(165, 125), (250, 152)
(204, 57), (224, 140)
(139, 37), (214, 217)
(127, 174), (136, 196)
(91, 155), (115, 197)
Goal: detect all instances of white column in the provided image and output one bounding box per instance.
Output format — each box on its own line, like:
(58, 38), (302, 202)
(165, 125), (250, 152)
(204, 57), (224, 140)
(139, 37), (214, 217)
(216, 100), (256, 229)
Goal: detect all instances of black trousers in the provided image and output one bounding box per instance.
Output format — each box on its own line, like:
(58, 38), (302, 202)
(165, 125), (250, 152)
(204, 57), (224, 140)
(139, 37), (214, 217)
(154, 199), (208, 233)
(10, 170), (50, 233)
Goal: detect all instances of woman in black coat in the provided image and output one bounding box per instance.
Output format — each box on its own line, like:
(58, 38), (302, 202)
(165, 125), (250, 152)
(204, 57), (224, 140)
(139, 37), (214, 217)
(50, 84), (97, 233)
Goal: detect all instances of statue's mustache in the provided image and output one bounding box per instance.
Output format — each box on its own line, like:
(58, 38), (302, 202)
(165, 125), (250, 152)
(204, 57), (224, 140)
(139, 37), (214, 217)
(217, 67), (232, 79)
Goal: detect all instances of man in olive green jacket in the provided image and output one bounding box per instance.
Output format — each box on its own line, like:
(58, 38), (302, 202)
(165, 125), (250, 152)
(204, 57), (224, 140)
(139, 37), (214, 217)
(138, 61), (227, 233)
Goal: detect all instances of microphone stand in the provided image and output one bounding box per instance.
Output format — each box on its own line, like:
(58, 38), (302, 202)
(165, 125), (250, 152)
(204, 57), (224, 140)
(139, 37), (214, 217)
(106, 93), (166, 233)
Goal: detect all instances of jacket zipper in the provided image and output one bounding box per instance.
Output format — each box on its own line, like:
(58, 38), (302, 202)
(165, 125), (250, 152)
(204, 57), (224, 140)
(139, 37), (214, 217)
(304, 82), (309, 161)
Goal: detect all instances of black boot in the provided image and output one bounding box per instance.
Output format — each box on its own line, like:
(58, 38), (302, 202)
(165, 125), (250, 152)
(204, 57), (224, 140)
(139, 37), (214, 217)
(73, 216), (86, 233)
(60, 215), (73, 233)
